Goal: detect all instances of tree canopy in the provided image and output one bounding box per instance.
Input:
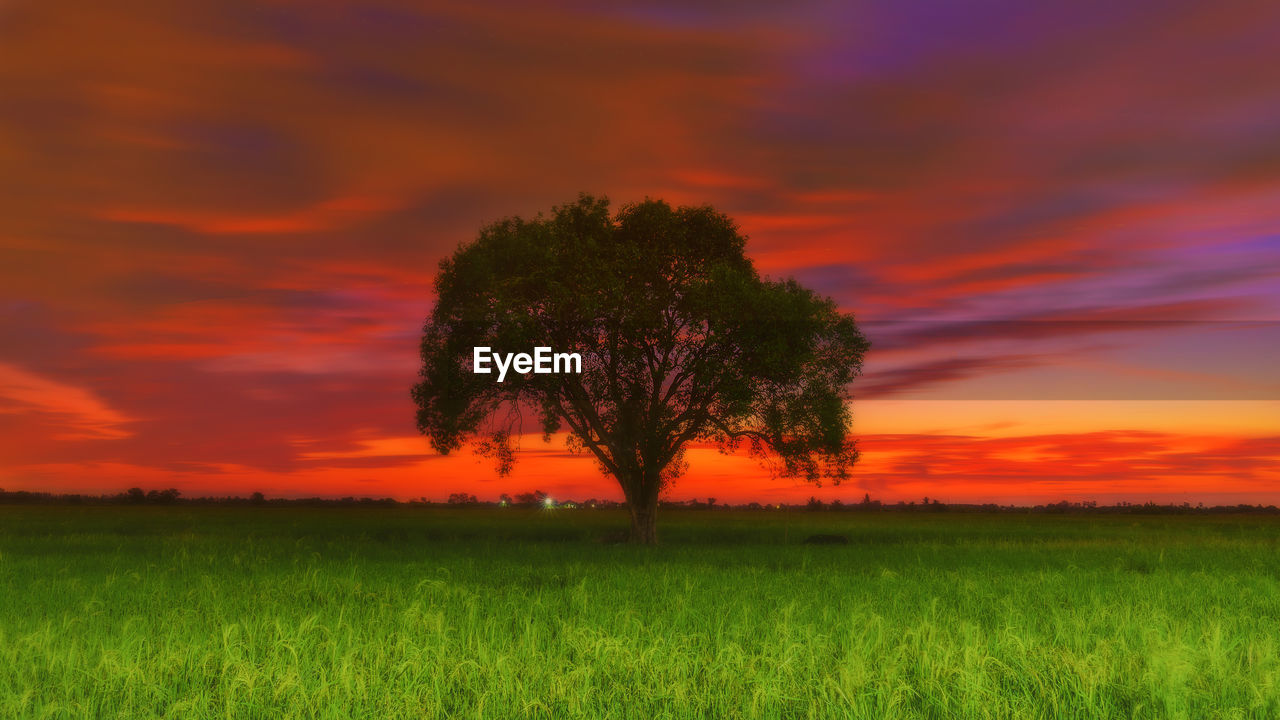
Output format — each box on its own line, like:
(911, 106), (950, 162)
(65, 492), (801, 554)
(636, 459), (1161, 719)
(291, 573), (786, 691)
(413, 194), (869, 543)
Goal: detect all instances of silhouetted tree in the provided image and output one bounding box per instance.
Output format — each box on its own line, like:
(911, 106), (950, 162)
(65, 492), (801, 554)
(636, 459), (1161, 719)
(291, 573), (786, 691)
(514, 490), (548, 507)
(146, 488), (180, 504)
(413, 195), (869, 543)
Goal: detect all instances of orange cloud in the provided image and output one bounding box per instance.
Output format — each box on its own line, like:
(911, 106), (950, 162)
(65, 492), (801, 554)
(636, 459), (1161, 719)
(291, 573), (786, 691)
(0, 363), (134, 440)
(97, 195), (401, 235)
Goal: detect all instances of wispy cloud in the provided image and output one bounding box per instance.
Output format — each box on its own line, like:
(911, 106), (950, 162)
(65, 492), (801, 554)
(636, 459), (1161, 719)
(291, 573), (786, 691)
(96, 195), (402, 235)
(0, 363), (133, 439)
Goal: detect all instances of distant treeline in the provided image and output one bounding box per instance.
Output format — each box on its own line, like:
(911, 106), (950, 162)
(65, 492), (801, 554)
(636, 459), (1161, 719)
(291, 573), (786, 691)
(1, 487), (1277, 514)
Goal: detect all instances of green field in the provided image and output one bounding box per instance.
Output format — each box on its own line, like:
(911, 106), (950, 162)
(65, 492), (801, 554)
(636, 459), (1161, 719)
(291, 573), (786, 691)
(2, 506), (1278, 719)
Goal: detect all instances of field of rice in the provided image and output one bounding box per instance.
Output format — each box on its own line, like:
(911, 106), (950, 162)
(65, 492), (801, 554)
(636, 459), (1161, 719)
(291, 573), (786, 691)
(2, 505), (1278, 719)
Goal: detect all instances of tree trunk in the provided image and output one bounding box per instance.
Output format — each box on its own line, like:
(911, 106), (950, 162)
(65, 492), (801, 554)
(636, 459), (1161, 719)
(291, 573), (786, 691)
(628, 496), (659, 545)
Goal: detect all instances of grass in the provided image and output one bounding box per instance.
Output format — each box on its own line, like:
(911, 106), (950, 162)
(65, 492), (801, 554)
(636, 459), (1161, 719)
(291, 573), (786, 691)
(1, 506), (1278, 719)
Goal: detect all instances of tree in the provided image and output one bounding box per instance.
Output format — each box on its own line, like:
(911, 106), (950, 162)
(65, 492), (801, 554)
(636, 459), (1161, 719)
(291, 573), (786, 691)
(413, 194), (869, 543)
(447, 492), (479, 506)
(514, 490), (548, 508)
(146, 488), (180, 504)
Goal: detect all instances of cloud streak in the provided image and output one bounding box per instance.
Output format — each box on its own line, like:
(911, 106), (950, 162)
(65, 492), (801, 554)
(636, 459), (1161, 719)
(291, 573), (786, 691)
(0, 363), (134, 440)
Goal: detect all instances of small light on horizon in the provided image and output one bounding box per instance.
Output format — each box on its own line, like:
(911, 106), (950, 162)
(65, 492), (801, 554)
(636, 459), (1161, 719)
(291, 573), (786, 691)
(544, 496), (555, 508)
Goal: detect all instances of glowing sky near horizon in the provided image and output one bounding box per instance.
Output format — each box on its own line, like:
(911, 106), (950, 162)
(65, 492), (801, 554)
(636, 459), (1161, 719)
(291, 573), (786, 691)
(1, 0), (1278, 503)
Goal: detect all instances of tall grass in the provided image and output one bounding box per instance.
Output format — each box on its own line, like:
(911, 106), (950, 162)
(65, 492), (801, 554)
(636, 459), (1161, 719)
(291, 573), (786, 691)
(2, 506), (1278, 718)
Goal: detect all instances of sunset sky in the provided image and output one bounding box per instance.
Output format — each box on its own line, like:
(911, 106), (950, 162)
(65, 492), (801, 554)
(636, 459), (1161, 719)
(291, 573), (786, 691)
(1, 0), (1277, 504)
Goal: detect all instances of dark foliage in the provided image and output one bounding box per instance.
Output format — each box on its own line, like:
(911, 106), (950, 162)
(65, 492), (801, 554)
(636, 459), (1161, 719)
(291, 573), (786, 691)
(411, 194), (870, 542)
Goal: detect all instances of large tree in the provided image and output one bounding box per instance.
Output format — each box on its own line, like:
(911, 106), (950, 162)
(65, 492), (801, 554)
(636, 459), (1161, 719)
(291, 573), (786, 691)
(413, 195), (869, 543)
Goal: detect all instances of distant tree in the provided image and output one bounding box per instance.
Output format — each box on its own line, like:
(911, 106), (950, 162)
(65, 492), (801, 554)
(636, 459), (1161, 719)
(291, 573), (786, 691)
(250, 491), (266, 505)
(514, 490), (548, 507)
(447, 492), (479, 505)
(125, 487), (145, 504)
(146, 488), (180, 504)
(413, 195), (869, 543)
(499, 493), (513, 506)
